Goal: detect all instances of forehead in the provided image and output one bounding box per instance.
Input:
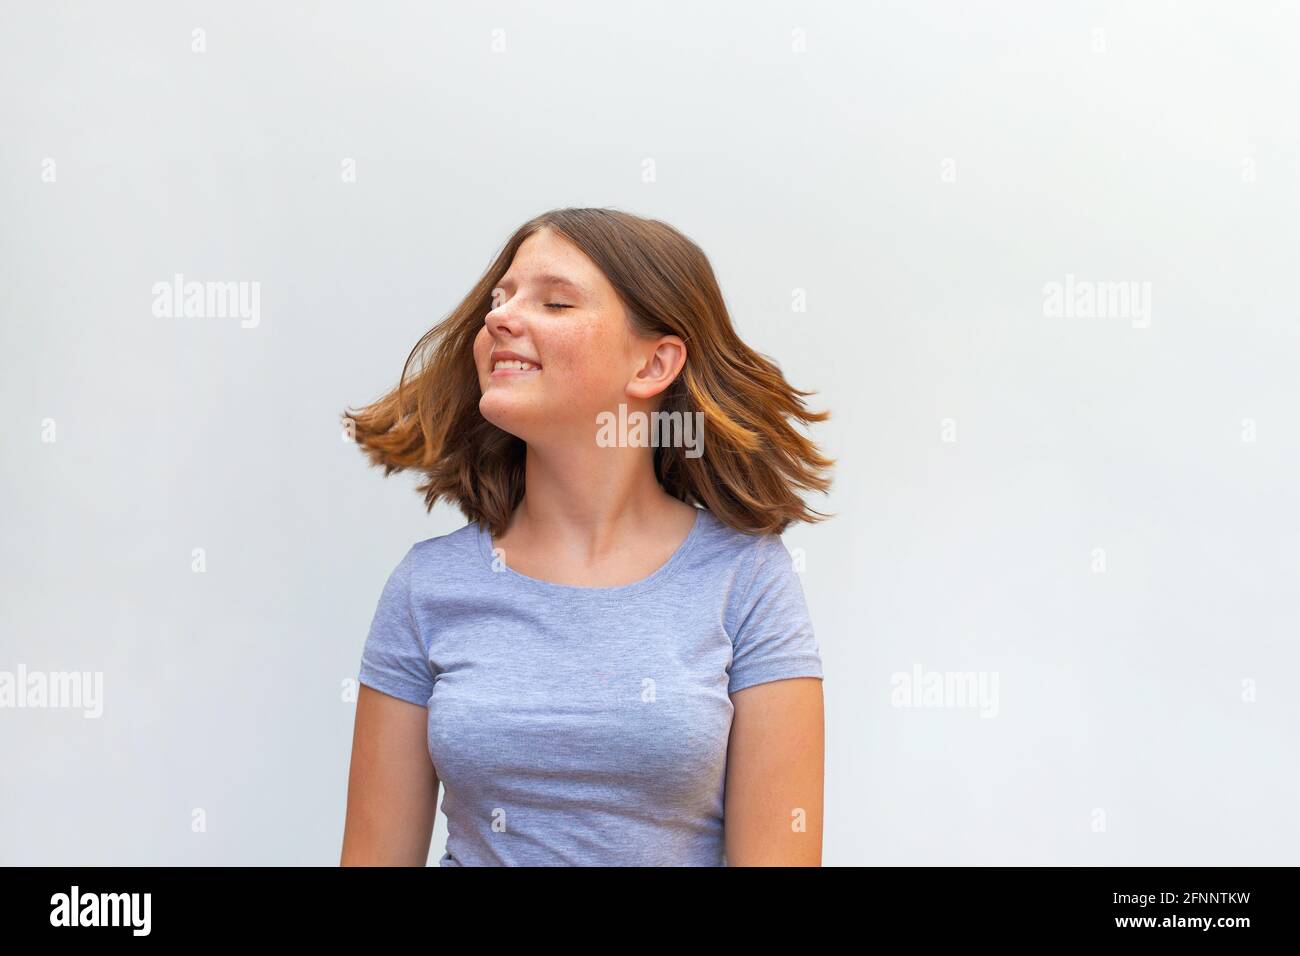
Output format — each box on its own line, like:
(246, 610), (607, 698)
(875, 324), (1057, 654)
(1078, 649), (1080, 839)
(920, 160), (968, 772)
(499, 230), (604, 297)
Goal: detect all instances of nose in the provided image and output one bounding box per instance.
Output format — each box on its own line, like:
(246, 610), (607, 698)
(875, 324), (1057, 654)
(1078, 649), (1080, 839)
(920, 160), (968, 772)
(485, 293), (523, 338)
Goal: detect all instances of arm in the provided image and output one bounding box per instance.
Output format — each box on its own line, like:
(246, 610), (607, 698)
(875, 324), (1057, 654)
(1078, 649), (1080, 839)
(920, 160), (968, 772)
(341, 684), (440, 866)
(723, 676), (824, 866)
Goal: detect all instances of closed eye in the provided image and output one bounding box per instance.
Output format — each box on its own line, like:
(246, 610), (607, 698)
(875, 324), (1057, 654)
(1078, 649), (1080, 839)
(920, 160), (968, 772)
(545, 303), (574, 309)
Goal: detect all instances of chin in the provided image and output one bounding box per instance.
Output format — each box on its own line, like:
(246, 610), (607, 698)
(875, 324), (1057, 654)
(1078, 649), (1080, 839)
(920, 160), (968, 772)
(478, 391), (539, 441)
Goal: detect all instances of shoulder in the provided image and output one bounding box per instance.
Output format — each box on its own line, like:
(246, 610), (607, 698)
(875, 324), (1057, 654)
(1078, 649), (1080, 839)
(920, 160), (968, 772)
(686, 509), (800, 619)
(407, 520), (482, 564)
(690, 508), (793, 575)
(690, 513), (820, 693)
(380, 521), (484, 591)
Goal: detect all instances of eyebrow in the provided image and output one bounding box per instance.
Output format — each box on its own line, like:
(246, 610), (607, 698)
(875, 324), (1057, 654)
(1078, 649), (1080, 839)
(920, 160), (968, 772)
(496, 273), (591, 297)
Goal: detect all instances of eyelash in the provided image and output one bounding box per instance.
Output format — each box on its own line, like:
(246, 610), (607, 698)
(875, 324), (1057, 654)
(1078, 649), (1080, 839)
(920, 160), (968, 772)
(489, 294), (573, 311)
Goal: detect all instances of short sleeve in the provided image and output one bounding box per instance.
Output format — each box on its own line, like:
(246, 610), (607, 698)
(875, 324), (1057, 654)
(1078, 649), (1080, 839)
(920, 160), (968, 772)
(726, 534), (824, 695)
(357, 546), (435, 707)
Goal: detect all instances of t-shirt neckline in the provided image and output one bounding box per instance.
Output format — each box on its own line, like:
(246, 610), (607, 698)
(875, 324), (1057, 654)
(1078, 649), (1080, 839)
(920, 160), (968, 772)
(475, 507), (705, 599)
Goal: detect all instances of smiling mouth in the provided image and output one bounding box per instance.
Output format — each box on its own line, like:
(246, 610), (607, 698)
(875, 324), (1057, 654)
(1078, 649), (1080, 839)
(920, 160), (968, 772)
(491, 359), (541, 374)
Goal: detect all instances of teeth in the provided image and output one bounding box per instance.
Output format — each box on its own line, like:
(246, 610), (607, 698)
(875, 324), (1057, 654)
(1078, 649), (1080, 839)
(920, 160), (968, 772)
(493, 359), (539, 371)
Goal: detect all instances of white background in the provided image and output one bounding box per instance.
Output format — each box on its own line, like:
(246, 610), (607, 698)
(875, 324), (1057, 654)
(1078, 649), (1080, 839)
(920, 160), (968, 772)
(2, 1), (1297, 864)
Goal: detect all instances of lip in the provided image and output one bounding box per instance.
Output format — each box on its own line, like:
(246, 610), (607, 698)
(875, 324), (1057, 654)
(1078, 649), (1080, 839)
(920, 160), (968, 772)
(489, 349), (542, 376)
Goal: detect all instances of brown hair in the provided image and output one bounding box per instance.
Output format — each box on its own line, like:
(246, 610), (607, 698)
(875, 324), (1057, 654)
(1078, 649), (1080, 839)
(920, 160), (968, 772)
(342, 207), (833, 537)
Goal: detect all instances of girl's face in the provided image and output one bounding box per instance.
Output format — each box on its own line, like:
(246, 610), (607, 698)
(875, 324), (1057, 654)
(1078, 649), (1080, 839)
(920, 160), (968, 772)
(474, 228), (664, 445)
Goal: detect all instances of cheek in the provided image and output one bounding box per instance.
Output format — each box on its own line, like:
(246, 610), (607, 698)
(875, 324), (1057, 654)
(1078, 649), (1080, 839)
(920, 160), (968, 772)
(545, 326), (629, 402)
(472, 327), (491, 381)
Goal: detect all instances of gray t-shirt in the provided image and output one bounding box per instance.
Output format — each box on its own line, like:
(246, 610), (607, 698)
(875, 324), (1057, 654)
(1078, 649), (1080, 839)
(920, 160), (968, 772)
(356, 506), (824, 866)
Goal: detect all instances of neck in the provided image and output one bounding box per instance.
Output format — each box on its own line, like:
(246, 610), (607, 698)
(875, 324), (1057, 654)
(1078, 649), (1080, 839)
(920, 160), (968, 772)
(510, 440), (683, 555)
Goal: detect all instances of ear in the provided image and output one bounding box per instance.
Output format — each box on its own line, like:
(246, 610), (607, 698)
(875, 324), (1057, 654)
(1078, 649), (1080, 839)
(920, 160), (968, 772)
(625, 334), (687, 400)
